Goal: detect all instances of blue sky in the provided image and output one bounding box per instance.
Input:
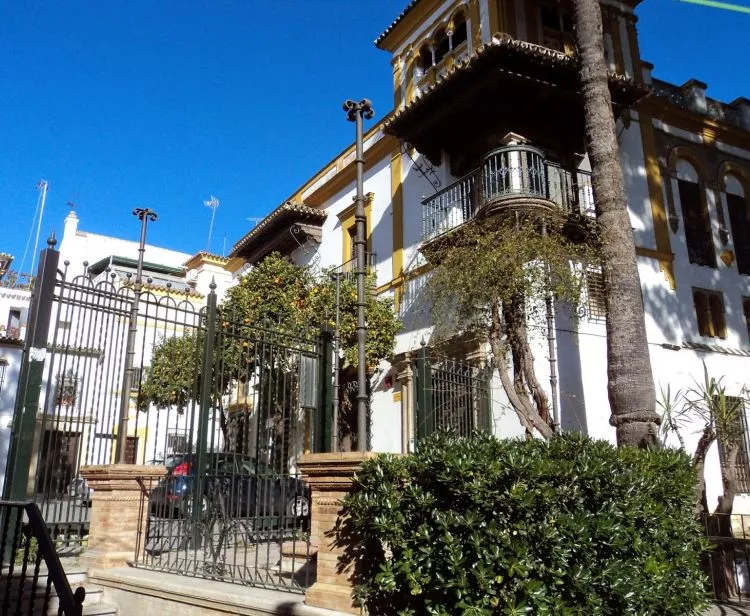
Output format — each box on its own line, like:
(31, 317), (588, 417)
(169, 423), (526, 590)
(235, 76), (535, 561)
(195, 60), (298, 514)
(1, 0), (748, 272)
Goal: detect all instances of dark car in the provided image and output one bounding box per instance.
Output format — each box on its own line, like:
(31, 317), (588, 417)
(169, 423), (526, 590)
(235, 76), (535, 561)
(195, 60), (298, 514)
(148, 453), (309, 524)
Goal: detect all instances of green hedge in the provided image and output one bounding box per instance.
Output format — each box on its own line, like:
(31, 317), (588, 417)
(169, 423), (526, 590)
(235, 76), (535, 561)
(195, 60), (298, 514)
(340, 432), (708, 615)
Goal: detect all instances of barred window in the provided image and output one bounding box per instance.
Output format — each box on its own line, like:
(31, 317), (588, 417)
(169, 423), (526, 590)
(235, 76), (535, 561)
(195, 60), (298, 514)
(677, 169), (715, 267)
(585, 268), (606, 322)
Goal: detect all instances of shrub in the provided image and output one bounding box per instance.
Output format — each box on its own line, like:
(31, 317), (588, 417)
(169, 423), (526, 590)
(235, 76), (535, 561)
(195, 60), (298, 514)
(340, 432), (708, 615)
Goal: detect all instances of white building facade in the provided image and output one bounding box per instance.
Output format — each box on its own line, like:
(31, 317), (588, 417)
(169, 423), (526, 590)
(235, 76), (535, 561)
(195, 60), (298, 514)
(226, 0), (750, 512)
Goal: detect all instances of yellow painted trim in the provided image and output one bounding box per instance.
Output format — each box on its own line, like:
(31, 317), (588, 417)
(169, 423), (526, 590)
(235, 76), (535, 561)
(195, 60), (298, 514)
(639, 114), (676, 289)
(226, 256), (247, 274)
(469, 0), (482, 46)
(378, 0), (451, 53)
(390, 148), (405, 311)
(339, 193), (374, 264)
(488, 0), (500, 33)
(183, 253), (229, 270)
(302, 135), (396, 207)
(290, 120), (389, 204)
(635, 247), (675, 262)
(405, 55), (417, 104)
(393, 391), (402, 403)
(393, 55), (403, 110)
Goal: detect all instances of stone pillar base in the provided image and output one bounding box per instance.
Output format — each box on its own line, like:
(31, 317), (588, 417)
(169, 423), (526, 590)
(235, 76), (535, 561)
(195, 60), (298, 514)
(297, 452), (375, 615)
(80, 464), (166, 570)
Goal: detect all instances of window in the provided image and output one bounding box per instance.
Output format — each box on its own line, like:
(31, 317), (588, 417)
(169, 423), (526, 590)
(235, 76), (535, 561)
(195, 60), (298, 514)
(0, 359), (7, 394)
(6, 309), (21, 339)
(167, 432), (189, 454)
(717, 397), (750, 493)
(692, 288), (726, 339)
(415, 13), (469, 75)
(540, 3), (575, 53)
(55, 369), (80, 409)
(677, 172), (715, 267)
(585, 268), (606, 322)
(744, 297), (750, 341)
(725, 175), (750, 275)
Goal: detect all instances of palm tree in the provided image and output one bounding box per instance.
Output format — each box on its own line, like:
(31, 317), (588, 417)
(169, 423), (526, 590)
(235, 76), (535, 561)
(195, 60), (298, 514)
(572, 0), (660, 447)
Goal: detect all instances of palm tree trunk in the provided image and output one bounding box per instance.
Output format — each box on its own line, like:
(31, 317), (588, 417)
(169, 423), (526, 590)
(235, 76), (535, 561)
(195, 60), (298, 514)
(572, 0), (660, 447)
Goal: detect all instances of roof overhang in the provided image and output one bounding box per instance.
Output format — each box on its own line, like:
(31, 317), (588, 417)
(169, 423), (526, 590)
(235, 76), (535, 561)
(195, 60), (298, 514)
(229, 202), (327, 265)
(88, 256), (185, 277)
(384, 36), (648, 169)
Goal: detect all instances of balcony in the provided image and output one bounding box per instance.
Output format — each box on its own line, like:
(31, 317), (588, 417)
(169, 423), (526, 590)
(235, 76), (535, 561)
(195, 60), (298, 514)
(422, 145), (594, 242)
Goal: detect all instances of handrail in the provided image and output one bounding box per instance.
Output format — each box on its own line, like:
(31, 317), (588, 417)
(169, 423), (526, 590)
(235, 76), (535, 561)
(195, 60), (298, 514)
(421, 147), (595, 242)
(0, 500), (85, 616)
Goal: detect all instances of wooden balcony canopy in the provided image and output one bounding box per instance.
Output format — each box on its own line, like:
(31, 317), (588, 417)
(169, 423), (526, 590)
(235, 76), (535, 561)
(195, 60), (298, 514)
(385, 35), (647, 173)
(230, 201), (327, 265)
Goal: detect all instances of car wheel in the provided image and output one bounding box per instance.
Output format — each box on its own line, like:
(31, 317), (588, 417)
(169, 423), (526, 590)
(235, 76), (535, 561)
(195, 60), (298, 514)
(181, 495), (208, 519)
(286, 495), (309, 518)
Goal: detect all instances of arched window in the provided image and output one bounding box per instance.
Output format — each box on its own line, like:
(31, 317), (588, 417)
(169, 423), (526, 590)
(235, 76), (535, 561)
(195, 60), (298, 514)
(452, 14), (468, 49)
(434, 28), (450, 64)
(692, 288), (726, 339)
(676, 159), (715, 267)
(725, 173), (750, 275)
(417, 45), (433, 74)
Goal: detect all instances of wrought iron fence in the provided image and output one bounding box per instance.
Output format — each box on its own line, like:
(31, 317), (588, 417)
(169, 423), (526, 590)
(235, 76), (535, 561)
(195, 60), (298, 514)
(413, 348), (492, 442)
(422, 145), (595, 242)
(5, 240), (331, 593)
(133, 306), (328, 592)
(703, 512), (750, 605)
(0, 501), (85, 616)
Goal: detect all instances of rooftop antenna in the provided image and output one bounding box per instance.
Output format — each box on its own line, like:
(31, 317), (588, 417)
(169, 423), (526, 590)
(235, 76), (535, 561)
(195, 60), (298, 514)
(204, 195), (220, 252)
(29, 180), (49, 276)
(246, 217), (262, 227)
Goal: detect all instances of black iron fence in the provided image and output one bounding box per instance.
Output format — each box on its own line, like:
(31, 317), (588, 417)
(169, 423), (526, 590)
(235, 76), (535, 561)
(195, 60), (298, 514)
(703, 512), (750, 605)
(413, 347), (492, 442)
(0, 501), (85, 616)
(4, 240), (332, 592)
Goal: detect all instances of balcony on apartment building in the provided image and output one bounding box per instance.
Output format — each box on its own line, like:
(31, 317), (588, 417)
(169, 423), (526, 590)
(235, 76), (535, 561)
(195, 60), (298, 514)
(386, 35), (645, 175)
(421, 143), (594, 243)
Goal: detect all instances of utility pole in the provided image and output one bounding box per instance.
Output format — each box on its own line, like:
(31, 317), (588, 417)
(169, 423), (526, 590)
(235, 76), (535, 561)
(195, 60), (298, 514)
(343, 98), (374, 452)
(115, 208), (157, 463)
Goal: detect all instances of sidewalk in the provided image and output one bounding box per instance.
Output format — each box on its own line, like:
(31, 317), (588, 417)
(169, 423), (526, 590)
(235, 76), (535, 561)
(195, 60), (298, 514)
(707, 604), (750, 615)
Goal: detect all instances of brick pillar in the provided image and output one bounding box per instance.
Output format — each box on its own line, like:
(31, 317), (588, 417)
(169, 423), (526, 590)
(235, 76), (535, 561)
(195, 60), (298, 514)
(298, 452), (375, 615)
(79, 464), (166, 569)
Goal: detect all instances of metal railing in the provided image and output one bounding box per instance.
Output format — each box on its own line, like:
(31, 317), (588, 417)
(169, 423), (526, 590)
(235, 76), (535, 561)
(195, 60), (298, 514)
(0, 501), (85, 616)
(422, 145), (595, 242)
(703, 512), (750, 605)
(331, 252), (377, 283)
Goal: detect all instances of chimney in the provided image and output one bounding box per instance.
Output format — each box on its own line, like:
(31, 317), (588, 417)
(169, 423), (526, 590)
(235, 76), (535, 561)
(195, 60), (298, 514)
(680, 79), (708, 115)
(63, 210), (79, 240)
(729, 97), (750, 131)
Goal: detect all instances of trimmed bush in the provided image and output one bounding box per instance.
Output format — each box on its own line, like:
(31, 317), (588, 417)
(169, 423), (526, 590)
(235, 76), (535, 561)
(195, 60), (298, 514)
(340, 432), (708, 615)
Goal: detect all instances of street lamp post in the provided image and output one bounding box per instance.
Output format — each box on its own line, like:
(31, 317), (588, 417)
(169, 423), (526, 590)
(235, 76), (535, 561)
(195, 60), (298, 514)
(115, 207), (158, 463)
(343, 98), (374, 453)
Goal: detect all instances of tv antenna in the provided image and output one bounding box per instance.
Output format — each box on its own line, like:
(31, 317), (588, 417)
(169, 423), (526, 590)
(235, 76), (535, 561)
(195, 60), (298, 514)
(204, 195), (220, 252)
(246, 217), (262, 227)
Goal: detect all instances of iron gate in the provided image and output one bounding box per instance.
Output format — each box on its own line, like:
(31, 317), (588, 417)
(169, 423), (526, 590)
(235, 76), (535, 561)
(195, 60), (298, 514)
(4, 240), (331, 592)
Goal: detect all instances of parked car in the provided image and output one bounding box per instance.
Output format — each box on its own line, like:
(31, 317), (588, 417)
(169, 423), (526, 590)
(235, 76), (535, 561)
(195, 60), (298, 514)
(67, 476), (93, 506)
(148, 453), (309, 523)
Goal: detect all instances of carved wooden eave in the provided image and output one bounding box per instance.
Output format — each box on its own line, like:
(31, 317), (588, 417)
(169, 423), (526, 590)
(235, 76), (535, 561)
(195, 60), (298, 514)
(229, 201), (327, 265)
(384, 35), (648, 172)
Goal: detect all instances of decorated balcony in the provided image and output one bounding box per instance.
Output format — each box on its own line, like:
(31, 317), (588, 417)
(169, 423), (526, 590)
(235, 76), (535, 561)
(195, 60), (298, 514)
(422, 144), (594, 242)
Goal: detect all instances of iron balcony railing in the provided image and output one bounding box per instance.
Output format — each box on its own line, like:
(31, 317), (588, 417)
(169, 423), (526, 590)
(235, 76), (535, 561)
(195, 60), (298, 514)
(422, 145), (595, 242)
